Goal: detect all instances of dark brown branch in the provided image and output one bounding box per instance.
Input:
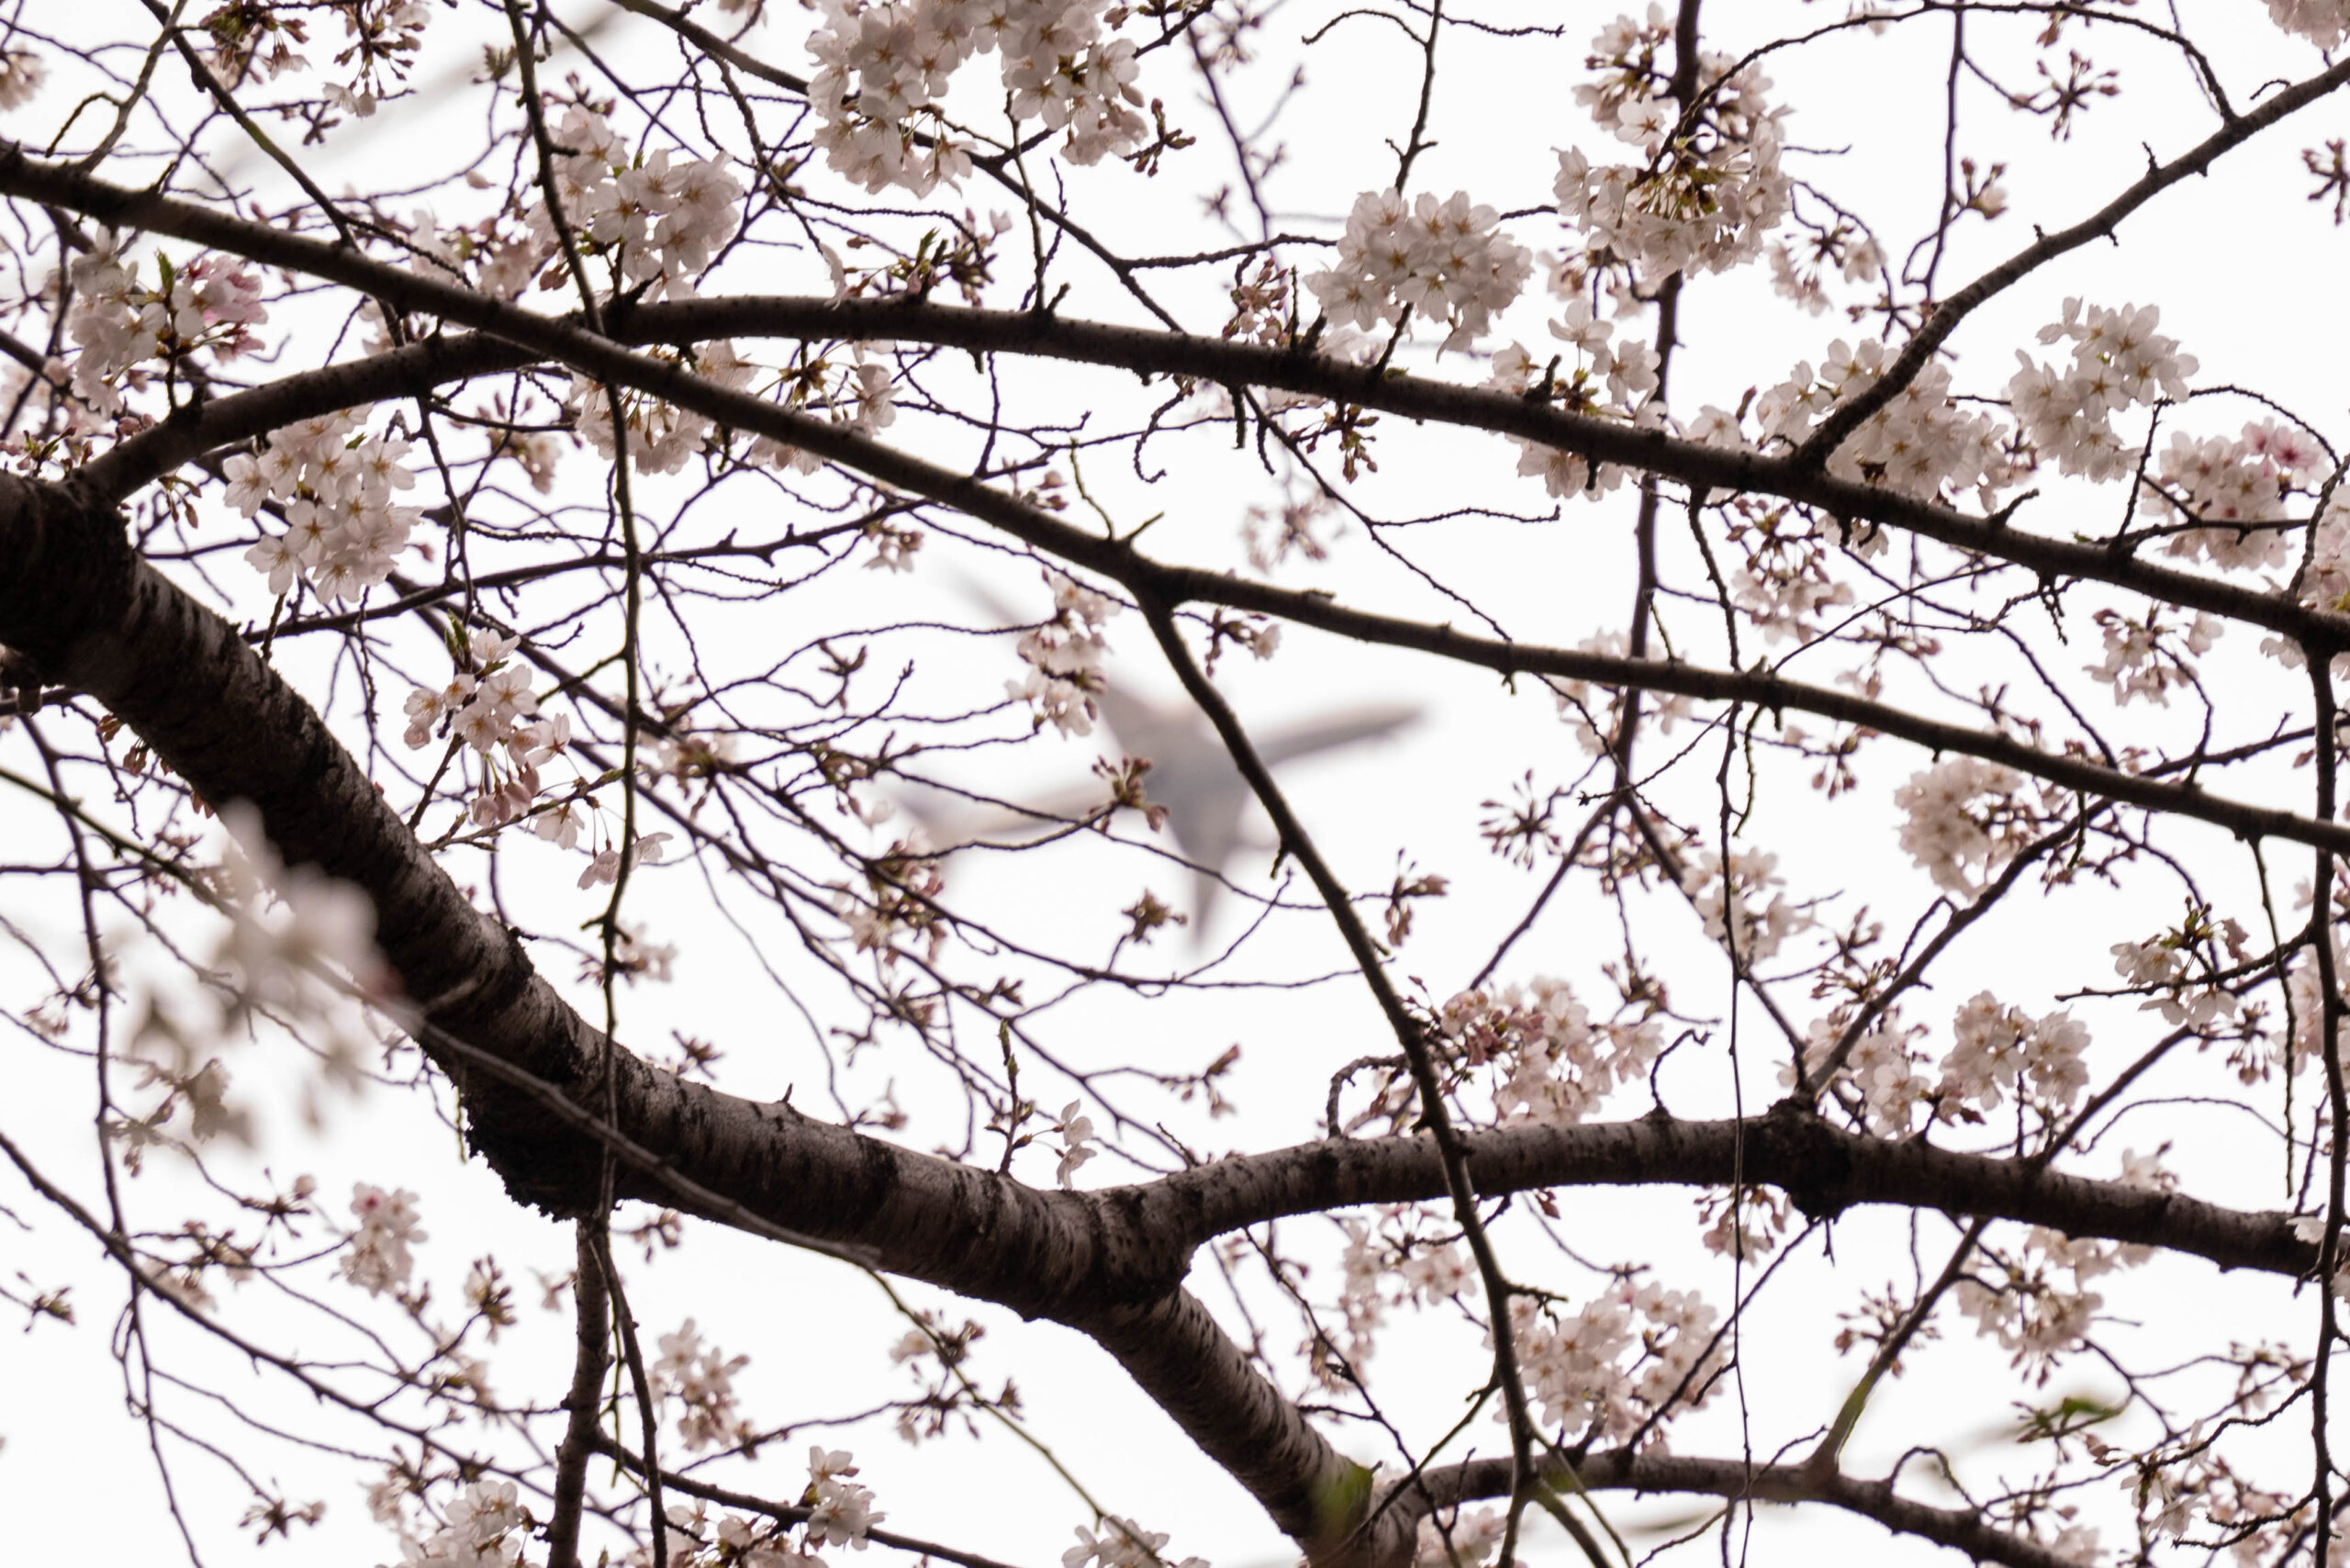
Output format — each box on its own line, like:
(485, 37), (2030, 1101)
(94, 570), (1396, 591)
(547, 1223), (612, 1568)
(1136, 1100), (2319, 1282)
(62, 319), (2350, 862)
(1425, 1449), (2083, 1568)
(33, 155), (2350, 660)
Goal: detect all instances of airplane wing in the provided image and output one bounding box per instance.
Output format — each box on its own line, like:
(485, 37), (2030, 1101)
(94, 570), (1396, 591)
(1255, 701), (1421, 766)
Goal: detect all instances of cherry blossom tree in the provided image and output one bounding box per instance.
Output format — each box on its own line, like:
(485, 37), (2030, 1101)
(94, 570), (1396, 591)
(11, 2), (2350, 1566)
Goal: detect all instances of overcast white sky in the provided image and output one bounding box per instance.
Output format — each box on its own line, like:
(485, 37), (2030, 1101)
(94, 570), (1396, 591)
(8, 2), (2350, 1564)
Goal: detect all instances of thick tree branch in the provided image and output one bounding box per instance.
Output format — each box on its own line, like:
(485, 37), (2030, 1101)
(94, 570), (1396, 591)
(64, 321), (2350, 862)
(1135, 1100), (2319, 1282)
(24, 145), (2349, 661)
(1425, 1449), (2083, 1568)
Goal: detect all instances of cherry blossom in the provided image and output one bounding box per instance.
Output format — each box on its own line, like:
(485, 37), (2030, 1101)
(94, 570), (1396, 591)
(656, 1319), (753, 1451)
(1893, 757), (2029, 899)
(1505, 1279), (1723, 1446)
(0, 50), (43, 112)
(1305, 188), (1533, 351)
(1938, 991), (2091, 1118)
(1008, 571), (1119, 737)
(1543, 630), (1692, 752)
(579, 831), (674, 890)
(2266, 0), (2350, 48)
(1063, 1518), (1205, 1568)
(2109, 912), (2245, 1030)
(2086, 606), (2219, 705)
(231, 410), (422, 603)
(1553, 13), (1790, 286)
(803, 1447), (884, 1547)
(1436, 977), (1663, 1126)
(523, 104), (743, 300)
(803, 0), (1147, 193)
(1412, 1504), (1503, 1567)
(1752, 336), (2013, 505)
(1052, 1099), (1096, 1188)
(1781, 1010), (1931, 1137)
(1955, 1222), (2138, 1376)
(342, 1183), (426, 1297)
(66, 241), (266, 416)
(1679, 846), (1810, 962)
(1483, 341), (1641, 497)
(2009, 299), (2198, 484)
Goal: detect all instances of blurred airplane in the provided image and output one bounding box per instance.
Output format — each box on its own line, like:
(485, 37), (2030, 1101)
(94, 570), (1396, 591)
(901, 582), (1419, 934)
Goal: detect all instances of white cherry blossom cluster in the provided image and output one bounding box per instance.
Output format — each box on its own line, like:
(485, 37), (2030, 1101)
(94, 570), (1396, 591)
(1008, 571), (1118, 737)
(578, 829), (673, 890)
(1321, 1207), (1468, 1380)
(567, 340), (755, 476)
(201, 0), (431, 115)
(1553, 11), (1790, 285)
(1938, 991), (2090, 1118)
(1727, 512), (1858, 645)
(2284, 930), (2350, 1074)
(1893, 756), (2029, 899)
(1484, 335), (1645, 498)
(211, 802), (385, 1031)
(230, 409), (421, 603)
(1956, 1230), (2106, 1373)
(2267, 495), (2350, 673)
(655, 1317), (753, 1451)
(1400, 1239), (1474, 1304)
(1751, 337), (2012, 505)
(1435, 976), (1664, 1125)
(1411, 1505), (1503, 1567)
(327, 1), (434, 118)
(401, 630), (612, 865)
(1680, 847), (1810, 963)
(637, 1457), (879, 1568)
(2266, 0), (2350, 47)
(2129, 1450), (2309, 1561)
(1697, 1183), (1794, 1259)
(831, 833), (947, 969)
(1064, 1517), (1205, 1568)
(590, 921), (678, 987)
(526, 104), (743, 300)
(1780, 1010), (1930, 1137)
(398, 207), (547, 303)
(2085, 605), (2219, 706)
(381, 1477), (528, 1568)
(2008, 298), (2198, 484)
(115, 806), (387, 1165)
(745, 352), (901, 476)
(0, 48), (45, 112)
(805, 1447), (885, 1547)
(804, 0), (1147, 194)
(342, 1183), (426, 1297)
(403, 630), (534, 755)
(1305, 188), (1533, 350)
(2109, 913), (2245, 1031)
(1764, 227), (1884, 316)
(66, 242), (266, 417)
(1329, 1215), (1391, 1375)
(1505, 1281), (1722, 1446)
(1957, 1156), (2168, 1376)
(2144, 419), (2323, 572)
